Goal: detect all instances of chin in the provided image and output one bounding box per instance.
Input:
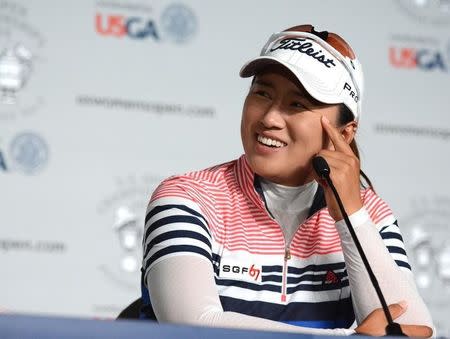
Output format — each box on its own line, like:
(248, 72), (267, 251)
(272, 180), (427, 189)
(248, 155), (284, 180)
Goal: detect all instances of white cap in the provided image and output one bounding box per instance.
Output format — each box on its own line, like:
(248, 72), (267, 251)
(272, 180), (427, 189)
(240, 30), (364, 120)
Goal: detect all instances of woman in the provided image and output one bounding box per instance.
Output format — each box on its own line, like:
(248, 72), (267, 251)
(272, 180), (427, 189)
(140, 25), (433, 336)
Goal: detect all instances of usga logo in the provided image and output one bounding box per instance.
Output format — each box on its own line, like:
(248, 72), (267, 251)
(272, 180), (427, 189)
(389, 46), (448, 72)
(95, 3), (197, 43)
(96, 14), (159, 39)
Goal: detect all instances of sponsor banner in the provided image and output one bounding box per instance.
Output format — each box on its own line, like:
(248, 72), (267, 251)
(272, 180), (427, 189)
(0, 0), (449, 335)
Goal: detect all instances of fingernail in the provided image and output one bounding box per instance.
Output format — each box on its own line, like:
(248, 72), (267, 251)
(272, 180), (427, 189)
(398, 300), (408, 309)
(322, 116), (330, 124)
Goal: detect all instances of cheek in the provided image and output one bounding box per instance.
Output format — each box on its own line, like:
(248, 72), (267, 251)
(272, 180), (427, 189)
(291, 118), (324, 149)
(241, 100), (259, 132)
(241, 101), (254, 144)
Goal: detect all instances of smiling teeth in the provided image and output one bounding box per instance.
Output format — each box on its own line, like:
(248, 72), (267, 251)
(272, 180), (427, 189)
(257, 135), (286, 148)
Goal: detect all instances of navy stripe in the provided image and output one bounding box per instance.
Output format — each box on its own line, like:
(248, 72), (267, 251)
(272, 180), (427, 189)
(379, 221), (399, 233)
(143, 230), (211, 260)
(212, 253), (221, 263)
(145, 204), (208, 225)
(215, 278), (281, 292)
(287, 271), (347, 284)
(381, 231), (404, 241)
(219, 295), (354, 326)
(262, 265), (283, 273)
(144, 245), (211, 271)
(144, 214), (210, 244)
(263, 263), (346, 275)
(261, 274), (282, 283)
(287, 279), (349, 293)
(288, 262), (345, 275)
(387, 246), (407, 256)
(395, 260), (411, 270)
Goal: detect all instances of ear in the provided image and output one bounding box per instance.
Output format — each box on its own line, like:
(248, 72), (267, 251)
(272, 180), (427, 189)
(341, 121), (358, 145)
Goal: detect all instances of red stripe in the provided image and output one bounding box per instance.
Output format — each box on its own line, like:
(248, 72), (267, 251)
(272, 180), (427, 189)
(148, 156), (394, 261)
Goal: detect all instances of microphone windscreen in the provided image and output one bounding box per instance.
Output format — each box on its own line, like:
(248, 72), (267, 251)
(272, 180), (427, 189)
(312, 156), (330, 178)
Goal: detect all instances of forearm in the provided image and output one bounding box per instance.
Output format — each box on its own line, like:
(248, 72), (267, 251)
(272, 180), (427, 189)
(147, 256), (354, 336)
(336, 208), (433, 328)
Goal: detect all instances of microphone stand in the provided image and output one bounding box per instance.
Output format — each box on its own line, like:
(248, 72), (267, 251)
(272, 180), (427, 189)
(312, 156), (406, 337)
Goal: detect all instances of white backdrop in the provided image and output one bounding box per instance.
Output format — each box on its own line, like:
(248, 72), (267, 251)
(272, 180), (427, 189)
(1, 0), (449, 335)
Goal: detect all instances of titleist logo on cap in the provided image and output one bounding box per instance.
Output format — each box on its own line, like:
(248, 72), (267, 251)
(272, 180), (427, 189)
(270, 38), (337, 68)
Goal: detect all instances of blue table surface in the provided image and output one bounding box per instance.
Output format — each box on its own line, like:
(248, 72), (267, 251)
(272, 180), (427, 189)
(0, 313), (339, 339)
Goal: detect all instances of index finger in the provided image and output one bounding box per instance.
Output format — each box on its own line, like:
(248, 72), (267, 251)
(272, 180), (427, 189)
(321, 115), (353, 155)
(401, 325), (433, 338)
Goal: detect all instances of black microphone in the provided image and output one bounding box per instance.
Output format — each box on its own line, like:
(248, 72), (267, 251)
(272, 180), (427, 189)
(312, 156), (406, 337)
(312, 156), (330, 179)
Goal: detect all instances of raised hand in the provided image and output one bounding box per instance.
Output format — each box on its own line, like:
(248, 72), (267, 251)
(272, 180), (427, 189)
(314, 115), (362, 221)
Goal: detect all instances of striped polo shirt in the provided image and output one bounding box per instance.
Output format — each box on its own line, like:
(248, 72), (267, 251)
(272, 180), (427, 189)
(141, 155), (410, 328)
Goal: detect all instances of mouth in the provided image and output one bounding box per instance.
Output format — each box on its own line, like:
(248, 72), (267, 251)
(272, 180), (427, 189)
(257, 134), (287, 148)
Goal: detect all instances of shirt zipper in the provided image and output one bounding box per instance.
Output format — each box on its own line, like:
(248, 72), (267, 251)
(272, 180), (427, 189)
(281, 247), (291, 302)
(255, 183), (321, 303)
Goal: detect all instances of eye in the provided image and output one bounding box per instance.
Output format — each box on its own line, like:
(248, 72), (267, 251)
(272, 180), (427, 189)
(291, 101), (307, 109)
(253, 89), (271, 99)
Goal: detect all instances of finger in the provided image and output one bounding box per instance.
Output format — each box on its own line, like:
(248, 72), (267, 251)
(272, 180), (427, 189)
(401, 325), (433, 338)
(321, 116), (353, 155)
(317, 151), (358, 176)
(318, 149), (356, 167)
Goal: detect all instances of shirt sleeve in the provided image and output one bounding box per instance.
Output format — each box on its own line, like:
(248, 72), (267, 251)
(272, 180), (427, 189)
(335, 189), (434, 333)
(142, 177), (214, 274)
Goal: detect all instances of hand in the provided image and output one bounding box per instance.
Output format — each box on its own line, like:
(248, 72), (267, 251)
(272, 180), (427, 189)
(313, 116), (362, 221)
(355, 302), (433, 337)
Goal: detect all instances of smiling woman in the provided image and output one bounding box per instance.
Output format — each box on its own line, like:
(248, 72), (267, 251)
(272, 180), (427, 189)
(139, 25), (434, 337)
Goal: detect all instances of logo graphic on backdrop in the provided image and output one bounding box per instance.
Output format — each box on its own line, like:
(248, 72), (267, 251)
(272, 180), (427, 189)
(0, 1), (46, 121)
(1, 131), (49, 175)
(9, 132), (48, 174)
(0, 44), (33, 104)
(402, 196), (450, 334)
(160, 3), (196, 43)
(113, 206), (141, 273)
(389, 34), (449, 72)
(96, 174), (162, 290)
(95, 2), (197, 43)
(396, 0), (450, 25)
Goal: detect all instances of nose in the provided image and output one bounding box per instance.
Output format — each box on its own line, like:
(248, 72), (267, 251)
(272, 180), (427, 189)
(260, 103), (285, 129)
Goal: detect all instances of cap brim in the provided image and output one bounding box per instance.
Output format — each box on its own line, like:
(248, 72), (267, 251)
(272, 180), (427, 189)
(240, 56), (343, 106)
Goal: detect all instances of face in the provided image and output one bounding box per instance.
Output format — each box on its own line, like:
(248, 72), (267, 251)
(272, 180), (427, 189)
(240, 66), (341, 186)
